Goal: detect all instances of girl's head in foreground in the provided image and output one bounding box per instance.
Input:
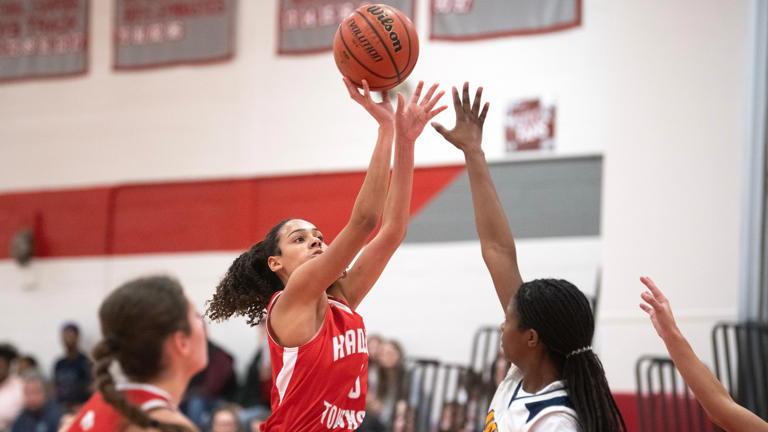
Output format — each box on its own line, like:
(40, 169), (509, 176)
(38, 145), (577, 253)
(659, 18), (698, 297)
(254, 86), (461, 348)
(93, 276), (207, 432)
(207, 219), (330, 326)
(501, 278), (626, 432)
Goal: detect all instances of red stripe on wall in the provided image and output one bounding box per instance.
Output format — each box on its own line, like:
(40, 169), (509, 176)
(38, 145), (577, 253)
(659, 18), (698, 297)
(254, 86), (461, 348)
(0, 166), (464, 259)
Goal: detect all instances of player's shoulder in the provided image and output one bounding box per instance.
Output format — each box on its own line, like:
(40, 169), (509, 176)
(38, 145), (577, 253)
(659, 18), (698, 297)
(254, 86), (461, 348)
(528, 410), (579, 432)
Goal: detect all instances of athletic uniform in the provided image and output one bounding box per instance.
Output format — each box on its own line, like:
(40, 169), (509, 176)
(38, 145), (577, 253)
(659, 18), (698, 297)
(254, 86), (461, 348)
(261, 291), (368, 432)
(66, 383), (174, 431)
(485, 364), (578, 432)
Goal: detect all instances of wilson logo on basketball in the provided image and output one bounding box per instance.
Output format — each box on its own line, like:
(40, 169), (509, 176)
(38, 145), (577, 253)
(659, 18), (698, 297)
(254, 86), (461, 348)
(333, 3), (419, 91)
(366, 5), (402, 53)
(346, 18), (383, 63)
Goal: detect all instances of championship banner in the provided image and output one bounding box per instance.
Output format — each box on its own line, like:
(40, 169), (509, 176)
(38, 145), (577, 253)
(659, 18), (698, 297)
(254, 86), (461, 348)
(278, 0), (415, 55)
(431, 0), (580, 41)
(505, 99), (555, 152)
(0, 0), (88, 82)
(114, 0), (235, 70)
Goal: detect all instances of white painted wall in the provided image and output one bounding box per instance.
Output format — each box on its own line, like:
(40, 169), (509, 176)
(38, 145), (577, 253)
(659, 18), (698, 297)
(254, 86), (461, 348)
(0, 0), (752, 393)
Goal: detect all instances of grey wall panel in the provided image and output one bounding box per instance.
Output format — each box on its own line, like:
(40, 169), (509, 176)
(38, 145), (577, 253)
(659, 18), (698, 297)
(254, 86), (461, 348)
(405, 155), (602, 242)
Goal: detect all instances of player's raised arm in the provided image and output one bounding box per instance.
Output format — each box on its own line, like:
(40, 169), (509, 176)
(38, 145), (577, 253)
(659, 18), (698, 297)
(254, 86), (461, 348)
(432, 82), (522, 311)
(640, 276), (768, 432)
(341, 82), (446, 309)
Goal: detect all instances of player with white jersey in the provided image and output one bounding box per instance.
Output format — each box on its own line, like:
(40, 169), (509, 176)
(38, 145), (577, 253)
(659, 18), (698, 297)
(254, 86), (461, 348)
(432, 83), (626, 432)
(206, 78), (446, 431)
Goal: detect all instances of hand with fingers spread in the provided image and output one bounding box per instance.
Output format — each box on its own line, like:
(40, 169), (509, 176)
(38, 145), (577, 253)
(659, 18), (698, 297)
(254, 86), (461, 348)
(431, 82), (489, 154)
(395, 81), (447, 142)
(638, 275), (768, 432)
(344, 77), (394, 127)
(639, 276), (681, 342)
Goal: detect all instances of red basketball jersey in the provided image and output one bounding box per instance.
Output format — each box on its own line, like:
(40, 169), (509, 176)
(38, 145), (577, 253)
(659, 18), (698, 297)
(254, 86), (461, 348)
(66, 383), (174, 432)
(261, 292), (368, 431)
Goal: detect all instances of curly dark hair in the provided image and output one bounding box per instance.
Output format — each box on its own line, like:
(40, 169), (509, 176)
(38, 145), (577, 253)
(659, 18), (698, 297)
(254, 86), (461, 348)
(515, 279), (626, 432)
(206, 219), (292, 326)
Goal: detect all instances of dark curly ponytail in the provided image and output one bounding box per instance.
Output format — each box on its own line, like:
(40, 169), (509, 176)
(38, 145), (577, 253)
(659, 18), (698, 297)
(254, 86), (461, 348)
(515, 279), (626, 432)
(94, 275), (194, 432)
(206, 219), (292, 326)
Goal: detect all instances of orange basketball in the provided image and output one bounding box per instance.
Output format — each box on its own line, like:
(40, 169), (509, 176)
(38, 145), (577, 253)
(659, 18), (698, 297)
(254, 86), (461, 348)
(333, 4), (419, 91)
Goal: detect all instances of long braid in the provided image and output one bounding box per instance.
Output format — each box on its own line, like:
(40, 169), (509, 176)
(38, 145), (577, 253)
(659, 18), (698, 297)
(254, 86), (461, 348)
(515, 279), (626, 432)
(92, 340), (192, 432)
(206, 219), (291, 326)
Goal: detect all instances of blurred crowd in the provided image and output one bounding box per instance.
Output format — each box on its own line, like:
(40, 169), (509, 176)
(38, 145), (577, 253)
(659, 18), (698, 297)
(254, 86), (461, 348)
(0, 325), (504, 432)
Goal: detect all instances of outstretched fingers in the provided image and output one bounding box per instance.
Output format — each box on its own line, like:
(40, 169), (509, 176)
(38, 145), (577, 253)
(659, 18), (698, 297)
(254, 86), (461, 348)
(343, 77), (362, 101)
(424, 90), (446, 112)
(461, 82), (470, 112)
(396, 93), (405, 115)
(641, 276), (667, 303)
(428, 104), (448, 120)
(640, 290), (662, 312)
(478, 102), (490, 126)
(471, 87), (483, 116)
(410, 81), (424, 105)
(431, 122), (449, 138)
(451, 86), (462, 117)
(421, 83), (439, 106)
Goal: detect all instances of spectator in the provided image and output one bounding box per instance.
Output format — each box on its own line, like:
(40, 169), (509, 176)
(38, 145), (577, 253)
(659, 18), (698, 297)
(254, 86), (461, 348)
(210, 403), (242, 432)
(247, 410), (269, 432)
(0, 344), (22, 432)
(238, 325), (270, 410)
(360, 339), (407, 432)
(53, 322), (91, 410)
(11, 372), (61, 432)
(16, 356), (38, 377)
(181, 339), (237, 427)
(366, 334), (383, 397)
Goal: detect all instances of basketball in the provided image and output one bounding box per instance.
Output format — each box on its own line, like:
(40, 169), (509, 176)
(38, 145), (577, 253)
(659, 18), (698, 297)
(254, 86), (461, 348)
(333, 4), (419, 91)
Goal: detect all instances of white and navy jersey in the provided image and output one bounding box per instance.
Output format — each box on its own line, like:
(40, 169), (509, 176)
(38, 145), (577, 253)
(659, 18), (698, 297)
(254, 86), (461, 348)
(485, 364), (579, 432)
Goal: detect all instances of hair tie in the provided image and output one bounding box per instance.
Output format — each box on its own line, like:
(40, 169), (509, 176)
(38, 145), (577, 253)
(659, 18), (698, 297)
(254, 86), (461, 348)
(105, 335), (121, 352)
(566, 345), (592, 358)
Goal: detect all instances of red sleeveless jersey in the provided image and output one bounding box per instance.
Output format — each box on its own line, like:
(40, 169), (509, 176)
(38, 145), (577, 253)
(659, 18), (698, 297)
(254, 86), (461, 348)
(66, 383), (174, 432)
(261, 292), (368, 431)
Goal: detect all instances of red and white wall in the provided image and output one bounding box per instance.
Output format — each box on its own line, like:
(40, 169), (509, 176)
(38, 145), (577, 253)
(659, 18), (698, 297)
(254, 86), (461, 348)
(0, 1), (752, 429)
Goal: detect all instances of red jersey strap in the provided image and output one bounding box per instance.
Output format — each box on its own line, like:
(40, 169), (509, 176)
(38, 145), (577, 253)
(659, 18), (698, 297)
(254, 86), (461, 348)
(117, 382), (175, 412)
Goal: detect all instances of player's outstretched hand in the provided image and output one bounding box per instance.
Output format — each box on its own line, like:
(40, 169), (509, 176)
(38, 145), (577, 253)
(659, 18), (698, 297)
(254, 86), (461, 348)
(639, 276), (680, 342)
(432, 82), (489, 154)
(344, 77), (394, 127)
(395, 81), (447, 142)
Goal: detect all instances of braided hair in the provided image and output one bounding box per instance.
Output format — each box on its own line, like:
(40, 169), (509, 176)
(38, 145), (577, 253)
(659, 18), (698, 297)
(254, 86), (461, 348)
(514, 279), (626, 432)
(93, 276), (193, 432)
(206, 219), (292, 326)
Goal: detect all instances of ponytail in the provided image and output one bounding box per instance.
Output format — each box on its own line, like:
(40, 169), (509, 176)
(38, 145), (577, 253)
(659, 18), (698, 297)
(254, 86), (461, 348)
(206, 219), (292, 326)
(92, 340), (192, 432)
(563, 350), (626, 432)
(515, 279), (626, 432)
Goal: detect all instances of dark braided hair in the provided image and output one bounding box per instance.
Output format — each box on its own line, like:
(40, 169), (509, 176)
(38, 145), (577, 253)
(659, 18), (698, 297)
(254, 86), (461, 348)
(206, 219), (292, 326)
(515, 279), (626, 432)
(94, 276), (193, 432)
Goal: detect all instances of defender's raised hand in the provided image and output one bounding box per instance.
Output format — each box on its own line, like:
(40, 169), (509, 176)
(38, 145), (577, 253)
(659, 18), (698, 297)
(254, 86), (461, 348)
(431, 82), (489, 154)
